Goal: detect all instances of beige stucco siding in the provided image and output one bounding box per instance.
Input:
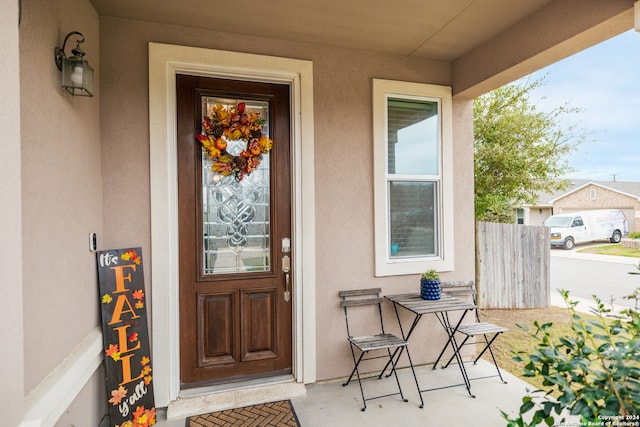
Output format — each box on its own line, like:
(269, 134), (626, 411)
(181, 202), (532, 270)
(554, 185), (640, 233)
(20, 0), (104, 395)
(1, 0), (24, 425)
(531, 207), (553, 227)
(520, 207), (553, 227)
(9, 1), (635, 425)
(17, 1), (107, 426)
(99, 17), (475, 381)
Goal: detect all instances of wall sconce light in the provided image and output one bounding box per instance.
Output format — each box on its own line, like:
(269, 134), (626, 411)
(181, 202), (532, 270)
(54, 31), (94, 97)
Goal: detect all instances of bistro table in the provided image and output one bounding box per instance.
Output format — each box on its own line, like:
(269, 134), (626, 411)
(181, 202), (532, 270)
(383, 292), (478, 398)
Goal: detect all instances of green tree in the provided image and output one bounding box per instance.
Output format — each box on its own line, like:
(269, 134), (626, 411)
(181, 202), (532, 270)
(474, 77), (586, 222)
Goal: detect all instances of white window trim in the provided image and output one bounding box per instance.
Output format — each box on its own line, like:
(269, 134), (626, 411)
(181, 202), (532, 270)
(373, 79), (453, 276)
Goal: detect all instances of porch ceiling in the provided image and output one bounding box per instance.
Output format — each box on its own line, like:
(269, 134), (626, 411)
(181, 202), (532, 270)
(89, 0), (551, 62)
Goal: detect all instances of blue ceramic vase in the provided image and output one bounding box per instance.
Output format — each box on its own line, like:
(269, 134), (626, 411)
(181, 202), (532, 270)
(420, 278), (441, 300)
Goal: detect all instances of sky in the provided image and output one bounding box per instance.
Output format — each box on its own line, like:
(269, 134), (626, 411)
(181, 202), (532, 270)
(526, 29), (640, 182)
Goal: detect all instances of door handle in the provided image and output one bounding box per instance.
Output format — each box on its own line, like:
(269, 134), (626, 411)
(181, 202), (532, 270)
(282, 255), (291, 302)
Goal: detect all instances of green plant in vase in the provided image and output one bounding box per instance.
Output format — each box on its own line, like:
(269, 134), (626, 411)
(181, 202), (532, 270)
(420, 269), (441, 300)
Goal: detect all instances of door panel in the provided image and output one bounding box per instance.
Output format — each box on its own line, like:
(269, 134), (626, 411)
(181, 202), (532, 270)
(177, 75), (292, 386)
(199, 292), (235, 366)
(241, 289), (276, 360)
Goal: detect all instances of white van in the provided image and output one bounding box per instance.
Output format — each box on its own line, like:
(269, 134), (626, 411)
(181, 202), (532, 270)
(543, 209), (628, 250)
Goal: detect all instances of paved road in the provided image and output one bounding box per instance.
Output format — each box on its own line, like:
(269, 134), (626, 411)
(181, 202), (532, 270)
(550, 245), (640, 310)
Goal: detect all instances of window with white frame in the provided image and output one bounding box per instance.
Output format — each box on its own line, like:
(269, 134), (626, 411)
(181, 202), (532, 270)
(373, 79), (453, 277)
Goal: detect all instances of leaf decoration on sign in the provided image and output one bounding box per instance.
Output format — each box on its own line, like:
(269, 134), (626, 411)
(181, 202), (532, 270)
(108, 385), (128, 406)
(128, 332), (138, 342)
(131, 406), (156, 427)
(102, 293), (113, 304)
(121, 249), (141, 265)
(141, 357), (153, 384)
(105, 343), (121, 361)
(113, 404), (157, 426)
(132, 289), (145, 300)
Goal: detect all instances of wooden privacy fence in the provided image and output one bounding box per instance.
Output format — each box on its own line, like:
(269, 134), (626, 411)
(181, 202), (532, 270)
(476, 221), (550, 309)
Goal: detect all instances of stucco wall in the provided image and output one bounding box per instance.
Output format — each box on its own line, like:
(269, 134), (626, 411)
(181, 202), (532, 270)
(7, 1), (635, 424)
(1, 1), (24, 426)
(527, 207), (553, 227)
(99, 17), (476, 382)
(554, 185), (640, 233)
(19, 0), (105, 425)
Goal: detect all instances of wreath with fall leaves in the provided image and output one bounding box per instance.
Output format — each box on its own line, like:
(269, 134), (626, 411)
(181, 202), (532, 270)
(196, 102), (273, 181)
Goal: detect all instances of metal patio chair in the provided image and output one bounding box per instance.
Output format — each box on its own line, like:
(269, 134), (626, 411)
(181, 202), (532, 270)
(339, 288), (423, 411)
(435, 281), (508, 384)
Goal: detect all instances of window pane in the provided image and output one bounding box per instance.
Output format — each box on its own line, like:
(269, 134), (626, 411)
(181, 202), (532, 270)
(387, 98), (439, 175)
(389, 181), (437, 258)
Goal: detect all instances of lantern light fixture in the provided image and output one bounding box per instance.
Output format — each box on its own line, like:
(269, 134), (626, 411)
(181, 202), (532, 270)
(54, 31), (94, 97)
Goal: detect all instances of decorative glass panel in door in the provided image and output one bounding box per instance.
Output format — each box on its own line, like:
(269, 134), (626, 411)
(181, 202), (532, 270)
(201, 96), (271, 275)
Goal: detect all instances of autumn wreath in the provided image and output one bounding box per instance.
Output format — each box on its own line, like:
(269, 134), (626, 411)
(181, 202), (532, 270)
(196, 102), (273, 181)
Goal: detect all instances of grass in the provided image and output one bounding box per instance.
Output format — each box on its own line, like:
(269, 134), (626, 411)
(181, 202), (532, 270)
(475, 243), (640, 389)
(470, 246), (640, 405)
(478, 307), (569, 392)
(578, 243), (640, 257)
(477, 306), (610, 394)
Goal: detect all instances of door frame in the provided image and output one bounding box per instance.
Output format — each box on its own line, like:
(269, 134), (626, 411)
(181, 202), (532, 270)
(149, 42), (316, 407)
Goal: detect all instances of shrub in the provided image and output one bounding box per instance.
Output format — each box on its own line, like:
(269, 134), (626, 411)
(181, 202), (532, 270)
(502, 289), (640, 426)
(420, 269), (440, 281)
(628, 231), (640, 239)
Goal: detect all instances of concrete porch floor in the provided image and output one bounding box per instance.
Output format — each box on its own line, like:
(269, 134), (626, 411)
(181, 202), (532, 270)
(156, 360), (533, 426)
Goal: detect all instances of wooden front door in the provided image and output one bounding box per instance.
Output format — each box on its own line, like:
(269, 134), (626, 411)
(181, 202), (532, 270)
(177, 75), (292, 386)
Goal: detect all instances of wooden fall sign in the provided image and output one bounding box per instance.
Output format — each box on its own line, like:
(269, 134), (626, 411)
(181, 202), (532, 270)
(97, 248), (156, 427)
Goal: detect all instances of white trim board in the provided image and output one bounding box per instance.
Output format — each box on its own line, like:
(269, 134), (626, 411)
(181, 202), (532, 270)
(372, 79), (454, 276)
(148, 43), (317, 408)
(20, 327), (103, 427)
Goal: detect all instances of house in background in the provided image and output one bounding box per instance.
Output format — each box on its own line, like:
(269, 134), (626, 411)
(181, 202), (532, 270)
(2, 1), (638, 426)
(515, 184), (569, 226)
(516, 180), (640, 233)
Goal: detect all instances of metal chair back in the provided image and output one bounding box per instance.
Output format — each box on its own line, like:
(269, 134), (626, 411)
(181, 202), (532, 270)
(338, 288), (423, 411)
(339, 288), (386, 339)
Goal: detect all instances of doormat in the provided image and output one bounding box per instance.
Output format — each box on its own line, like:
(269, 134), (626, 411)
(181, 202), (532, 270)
(185, 400), (301, 427)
